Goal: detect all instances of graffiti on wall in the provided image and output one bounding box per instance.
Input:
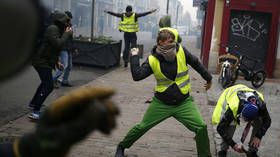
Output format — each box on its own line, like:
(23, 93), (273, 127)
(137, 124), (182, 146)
(231, 15), (268, 42)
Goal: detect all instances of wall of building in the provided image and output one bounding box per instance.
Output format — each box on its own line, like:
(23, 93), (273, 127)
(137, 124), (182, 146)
(273, 17), (280, 78)
(208, 0), (224, 73)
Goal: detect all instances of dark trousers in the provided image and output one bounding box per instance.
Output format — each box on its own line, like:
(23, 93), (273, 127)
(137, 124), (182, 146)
(30, 66), (54, 110)
(123, 32), (137, 63)
(0, 144), (14, 157)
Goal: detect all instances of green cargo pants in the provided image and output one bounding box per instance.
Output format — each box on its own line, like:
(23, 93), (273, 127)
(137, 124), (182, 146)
(119, 96), (211, 157)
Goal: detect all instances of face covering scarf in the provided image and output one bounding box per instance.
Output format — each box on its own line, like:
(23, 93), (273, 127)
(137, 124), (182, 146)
(156, 42), (177, 61)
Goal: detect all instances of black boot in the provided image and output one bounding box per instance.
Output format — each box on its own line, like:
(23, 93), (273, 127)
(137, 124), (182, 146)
(246, 151), (259, 157)
(124, 62), (128, 68)
(115, 145), (125, 157)
(218, 150), (227, 157)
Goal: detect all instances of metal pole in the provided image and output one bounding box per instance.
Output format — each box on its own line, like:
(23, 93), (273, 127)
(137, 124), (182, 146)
(166, 0), (169, 14)
(91, 0), (95, 41)
(176, 5), (179, 26)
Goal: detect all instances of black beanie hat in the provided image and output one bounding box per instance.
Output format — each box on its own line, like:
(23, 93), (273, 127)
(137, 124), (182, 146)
(126, 5), (132, 12)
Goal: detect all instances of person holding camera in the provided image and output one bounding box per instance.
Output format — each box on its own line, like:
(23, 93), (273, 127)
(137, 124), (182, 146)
(53, 11), (78, 88)
(29, 11), (72, 120)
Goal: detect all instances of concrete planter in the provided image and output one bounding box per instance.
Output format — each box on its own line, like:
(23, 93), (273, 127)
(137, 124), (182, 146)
(72, 40), (122, 68)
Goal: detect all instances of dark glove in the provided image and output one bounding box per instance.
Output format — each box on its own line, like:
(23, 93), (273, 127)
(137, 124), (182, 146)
(15, 86), (119, 157)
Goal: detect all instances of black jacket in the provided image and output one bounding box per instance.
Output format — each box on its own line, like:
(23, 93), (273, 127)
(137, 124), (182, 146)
(217, 91), (271, 148)
(62, 23), (75, 52)
(32, 12), (70, 69)
(62, 33), (74, 52)
(130, 44), (212, 105)
(107, 11), (153, 22)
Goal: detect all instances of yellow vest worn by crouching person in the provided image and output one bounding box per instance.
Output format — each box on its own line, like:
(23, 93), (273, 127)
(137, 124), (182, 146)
(118, 13), (139, 32)
(148, 45), (191, 94)
(212, 84), (264, 125)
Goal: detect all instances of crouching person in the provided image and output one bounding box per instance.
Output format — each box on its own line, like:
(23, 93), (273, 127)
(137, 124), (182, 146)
(212, 84), (271, 157)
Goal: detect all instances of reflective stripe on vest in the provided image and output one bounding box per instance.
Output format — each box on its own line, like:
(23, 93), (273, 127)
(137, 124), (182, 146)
(148, 45), (190, 94)
(159, 27), (179, 43)
(212, 84), (264, 125)
(118, 13), (139, 32)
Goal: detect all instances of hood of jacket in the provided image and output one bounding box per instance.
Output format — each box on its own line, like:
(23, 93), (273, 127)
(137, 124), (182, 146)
(52, 12), (69, 30)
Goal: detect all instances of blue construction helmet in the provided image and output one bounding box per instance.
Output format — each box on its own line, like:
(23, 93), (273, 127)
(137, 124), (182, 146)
(241, 102), (259, 121)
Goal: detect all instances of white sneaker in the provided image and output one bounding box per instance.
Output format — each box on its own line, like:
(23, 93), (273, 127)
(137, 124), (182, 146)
(28, 110), (40, 120)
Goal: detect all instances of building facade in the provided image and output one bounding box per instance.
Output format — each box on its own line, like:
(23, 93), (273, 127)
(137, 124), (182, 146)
(201, 0), (280, 78)
(39, 0), (185, 40)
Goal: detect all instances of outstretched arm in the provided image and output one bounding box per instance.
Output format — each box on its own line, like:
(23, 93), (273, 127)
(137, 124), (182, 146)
(135, 9), (157, 18)
(183, 46), (212, 90)
(104, 8), (122, 17)
(130, 48), (153, 81)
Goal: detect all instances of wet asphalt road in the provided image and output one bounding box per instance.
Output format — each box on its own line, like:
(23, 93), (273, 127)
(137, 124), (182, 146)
(0, 34), (188, 127)
(0, 65), (116, 127)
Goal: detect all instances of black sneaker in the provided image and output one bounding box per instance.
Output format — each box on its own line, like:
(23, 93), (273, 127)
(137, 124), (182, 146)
(124, 62), (128, 68)
(54, 80), (59, 89)
(115, 145), (125, 157)
(247, 151), (259, 157)
(61, 83), (73, 87)
(218, 150), (227, 157)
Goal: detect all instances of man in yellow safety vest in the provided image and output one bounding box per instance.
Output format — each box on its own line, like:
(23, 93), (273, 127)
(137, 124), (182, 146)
(104, 6), (156, 67)
(212, 84), (271, 157)
(114, 25), (213, 157)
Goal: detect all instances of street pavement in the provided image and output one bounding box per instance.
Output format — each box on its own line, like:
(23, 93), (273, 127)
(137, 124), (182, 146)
(0, 30), (153, 127)
(0, 63), (216, 157)
(0, 65), (115, 127)
(0, 35), (217, 156)
(0, 35), (279, 157)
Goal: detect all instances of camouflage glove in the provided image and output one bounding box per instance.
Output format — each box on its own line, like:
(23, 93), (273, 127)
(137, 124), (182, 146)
(15, 86), (119, 157)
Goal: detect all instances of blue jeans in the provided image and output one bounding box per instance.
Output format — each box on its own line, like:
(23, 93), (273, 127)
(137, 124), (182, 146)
(53, 50), (72, 84)
(30, 67), (54, 110)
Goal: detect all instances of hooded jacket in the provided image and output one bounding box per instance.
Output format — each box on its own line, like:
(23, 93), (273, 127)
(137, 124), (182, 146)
(32, 12), (70, 69)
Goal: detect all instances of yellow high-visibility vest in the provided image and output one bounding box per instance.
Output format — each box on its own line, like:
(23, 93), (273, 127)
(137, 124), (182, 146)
(159, 27), (179, 43)
(118, 13), (139, 32)
(212, 84), (264, 125)
(149, 45), (191, 94)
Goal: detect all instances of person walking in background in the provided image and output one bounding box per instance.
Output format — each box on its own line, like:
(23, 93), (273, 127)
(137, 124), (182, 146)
(212, 84), (271, 157)
(114, 28), (213, 157)
(53, 11), (78, 88)
(104, 6), (157, 67)
(29, 11), (72, 120)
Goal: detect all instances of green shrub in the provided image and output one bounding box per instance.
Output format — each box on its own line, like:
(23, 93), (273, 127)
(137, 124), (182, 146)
(74, 35), (113, 44)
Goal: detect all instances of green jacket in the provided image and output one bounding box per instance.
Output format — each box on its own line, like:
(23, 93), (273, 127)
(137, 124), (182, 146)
(32, 12), (70, 69)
